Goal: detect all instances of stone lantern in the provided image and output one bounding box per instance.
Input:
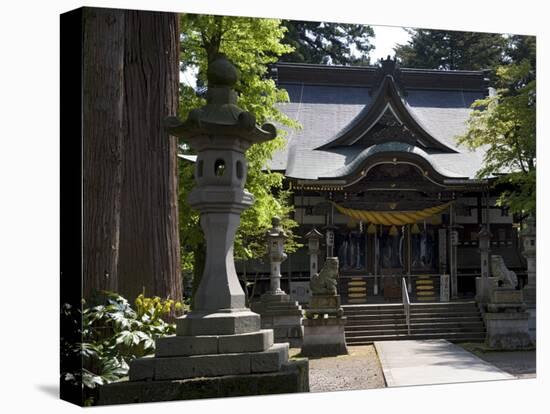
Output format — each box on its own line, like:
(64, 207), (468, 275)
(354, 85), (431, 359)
(476, 225), (492, 304)
(305, 227), (323, 278)
(100, 54), (308, 403)
(250, 217), (304, 347)
(266, 216), (287, 295)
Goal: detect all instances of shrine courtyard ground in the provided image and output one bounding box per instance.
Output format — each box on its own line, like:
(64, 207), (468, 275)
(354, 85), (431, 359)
(290, 341), (536, 392)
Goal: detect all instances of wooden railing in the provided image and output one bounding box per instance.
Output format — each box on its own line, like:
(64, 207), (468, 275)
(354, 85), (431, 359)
(402, 277), (411, 335)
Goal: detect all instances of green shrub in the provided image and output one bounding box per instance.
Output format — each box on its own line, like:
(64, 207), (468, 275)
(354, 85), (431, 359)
(61, 291), (186, 405)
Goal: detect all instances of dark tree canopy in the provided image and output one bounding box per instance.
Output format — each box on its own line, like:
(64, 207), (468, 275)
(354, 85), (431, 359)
(280, 20), (374, 65)
(395, 29), (507, 71)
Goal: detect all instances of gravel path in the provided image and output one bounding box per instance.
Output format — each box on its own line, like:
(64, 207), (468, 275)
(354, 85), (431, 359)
(458, 344), (536, 379)
(291, 345), (386, 392)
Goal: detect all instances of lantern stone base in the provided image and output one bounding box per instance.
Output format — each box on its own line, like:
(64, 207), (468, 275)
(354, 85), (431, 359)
(176, 309), (261, 336)
(251, 294), (304, 347)
(301, 317), (348, 357)
(98, 358), (309, 405)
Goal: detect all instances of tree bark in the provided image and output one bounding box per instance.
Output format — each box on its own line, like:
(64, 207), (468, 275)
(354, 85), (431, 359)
(82, 8), (125, 301)
(117, 10), (182, 302)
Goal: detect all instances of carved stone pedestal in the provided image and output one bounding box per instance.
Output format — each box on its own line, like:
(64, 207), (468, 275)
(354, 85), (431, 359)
(485, 287), (532, 350)
(301, 317), (348, 357)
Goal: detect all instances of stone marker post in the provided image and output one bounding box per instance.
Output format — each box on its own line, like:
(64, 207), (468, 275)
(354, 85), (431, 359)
(305, 228), (323, 278)
(476, 225), (492, 305)
(99, 54), (308, 404)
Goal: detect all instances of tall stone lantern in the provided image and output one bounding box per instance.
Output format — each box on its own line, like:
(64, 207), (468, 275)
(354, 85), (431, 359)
(99, 54), (309, 404)
(266, 216), (287, 295)
(305, 228), (323, 278)
(521, 216), (536, 304)
(476, 225), (492, 305)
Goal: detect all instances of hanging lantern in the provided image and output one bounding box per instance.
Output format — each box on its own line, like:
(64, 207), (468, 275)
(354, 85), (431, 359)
(389, 225), (399, 237)
(411, 223), (420, 235)
(367, 223), (377, 234)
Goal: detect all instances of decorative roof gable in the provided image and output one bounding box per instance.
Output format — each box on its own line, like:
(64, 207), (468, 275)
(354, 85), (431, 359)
(317, 58), (458, 153)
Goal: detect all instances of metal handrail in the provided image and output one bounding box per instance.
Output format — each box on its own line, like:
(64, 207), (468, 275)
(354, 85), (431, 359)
(402, 277), (411, 335)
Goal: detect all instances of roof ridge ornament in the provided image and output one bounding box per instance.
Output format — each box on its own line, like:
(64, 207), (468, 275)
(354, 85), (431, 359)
(372, 55), (406, 96)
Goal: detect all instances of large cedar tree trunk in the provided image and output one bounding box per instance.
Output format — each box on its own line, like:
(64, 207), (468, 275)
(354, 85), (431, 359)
(117, 10), (182, 302)
(82, 8), (125, 301)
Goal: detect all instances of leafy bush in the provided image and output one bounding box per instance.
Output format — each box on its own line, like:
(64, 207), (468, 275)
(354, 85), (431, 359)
(61, 292), (186, 405)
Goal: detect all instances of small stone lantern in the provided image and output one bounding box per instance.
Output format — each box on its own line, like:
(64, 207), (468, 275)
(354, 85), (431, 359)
(476, 225), (492, 304)
(305, 228), (323, 278)
(266, 216), (288, 295)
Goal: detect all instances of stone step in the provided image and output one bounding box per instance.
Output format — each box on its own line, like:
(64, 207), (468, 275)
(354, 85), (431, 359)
(346, 318), (407, 326)
(346, 328), (410, 337)
(345, 313), (406, 320)
(410, 312), (482, 319)
(345, 323), (408, 331)
(409, 317), (483, 324)
(344, 309), (406, 316)
(342, 304), (403, 312)
(345, 331), (486, 344)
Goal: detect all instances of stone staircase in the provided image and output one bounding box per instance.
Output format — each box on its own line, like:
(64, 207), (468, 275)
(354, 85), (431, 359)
(343, 301), (485, 345)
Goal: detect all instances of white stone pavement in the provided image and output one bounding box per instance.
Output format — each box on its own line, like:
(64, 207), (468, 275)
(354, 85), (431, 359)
(374, 339), (514, 387)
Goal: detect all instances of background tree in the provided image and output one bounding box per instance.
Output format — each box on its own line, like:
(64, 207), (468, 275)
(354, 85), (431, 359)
(395, 29), (507, 71)
(179, 14), (302, 301)
(117, 10), (182, 304)
(279, 20), (374, 65)
(458, 60), (536, 216)
(81, 8), (182, 304)
(82, 8), (124, 300)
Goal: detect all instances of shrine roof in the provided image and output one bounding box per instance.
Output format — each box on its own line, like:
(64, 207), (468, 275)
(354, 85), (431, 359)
(269, 61), (491, 182)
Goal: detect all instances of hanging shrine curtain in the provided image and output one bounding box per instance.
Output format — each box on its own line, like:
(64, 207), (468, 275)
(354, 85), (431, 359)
(331, 201), (452, 226)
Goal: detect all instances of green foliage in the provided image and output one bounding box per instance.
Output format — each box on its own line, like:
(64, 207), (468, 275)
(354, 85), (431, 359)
(178, 14), (302, 294)
(280, 20), (374, 65)
(61, 292), (186, 405)
(458, 61), (536, 215)
(395, 29), (507, 71)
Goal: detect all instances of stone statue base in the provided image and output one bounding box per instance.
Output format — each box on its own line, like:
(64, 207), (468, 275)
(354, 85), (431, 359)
(305, 294), (343, 318)
(484, 286), (533, 350)
(251, 293), (303, 347)
(301, 317), (348, 357)
(485, 312), (532, 350)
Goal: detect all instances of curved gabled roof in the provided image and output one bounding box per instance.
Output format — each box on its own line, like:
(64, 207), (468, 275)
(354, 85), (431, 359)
(316, 74), (458, 153)
(270, 61), (490, 181)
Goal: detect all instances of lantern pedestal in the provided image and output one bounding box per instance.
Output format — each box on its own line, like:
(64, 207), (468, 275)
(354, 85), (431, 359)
(251, 294), (304, 347)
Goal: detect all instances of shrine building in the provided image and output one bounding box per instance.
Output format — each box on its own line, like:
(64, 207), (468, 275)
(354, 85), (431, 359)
(240, 57), (525, 304)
